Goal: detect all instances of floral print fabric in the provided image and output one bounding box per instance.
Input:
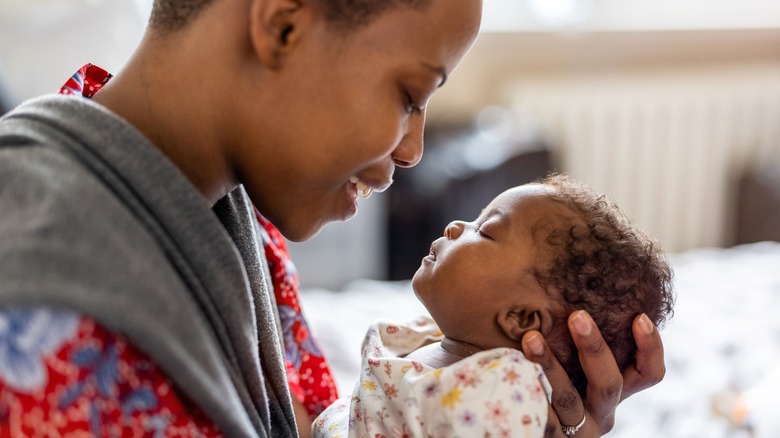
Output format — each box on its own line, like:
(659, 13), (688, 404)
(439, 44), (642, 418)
(254, 212), (339, 416)
(59, 63), (112, 98)
(313, 317), (550, 438)
(0, 308), (220, 436)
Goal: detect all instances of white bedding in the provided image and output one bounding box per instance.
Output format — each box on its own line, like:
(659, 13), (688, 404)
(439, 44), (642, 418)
(300, 241), (780, 438)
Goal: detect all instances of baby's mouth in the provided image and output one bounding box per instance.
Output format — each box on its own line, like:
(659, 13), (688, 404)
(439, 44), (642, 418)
(428, 243), (437, 261)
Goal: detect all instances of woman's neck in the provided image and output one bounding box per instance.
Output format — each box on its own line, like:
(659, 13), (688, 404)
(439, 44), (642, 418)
(92, 31), (239, 205)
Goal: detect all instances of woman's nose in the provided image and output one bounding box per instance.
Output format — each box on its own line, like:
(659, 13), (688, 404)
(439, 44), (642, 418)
(392, 110), (426, 168)
(444, 221), (466, 240)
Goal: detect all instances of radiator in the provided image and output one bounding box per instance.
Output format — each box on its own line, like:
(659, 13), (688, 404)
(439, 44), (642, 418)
(506, 65), (780, 252)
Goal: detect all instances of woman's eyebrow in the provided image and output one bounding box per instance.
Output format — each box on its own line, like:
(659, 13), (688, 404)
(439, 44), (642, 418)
(421, 62), (448, 87)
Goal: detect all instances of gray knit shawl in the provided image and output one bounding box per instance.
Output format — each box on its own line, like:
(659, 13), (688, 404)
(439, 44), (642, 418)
(0, 95), (297, 437)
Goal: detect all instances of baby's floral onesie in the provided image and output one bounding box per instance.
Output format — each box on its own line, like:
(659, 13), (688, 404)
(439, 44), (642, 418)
(314, 317), (550, 438)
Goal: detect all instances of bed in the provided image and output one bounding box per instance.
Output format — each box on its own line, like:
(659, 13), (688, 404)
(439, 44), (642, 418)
(299, 241), (780, 438)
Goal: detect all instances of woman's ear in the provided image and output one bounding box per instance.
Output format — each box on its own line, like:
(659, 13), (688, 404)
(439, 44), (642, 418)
(248, 0), (309, 69)
(498, 307), (544, 342)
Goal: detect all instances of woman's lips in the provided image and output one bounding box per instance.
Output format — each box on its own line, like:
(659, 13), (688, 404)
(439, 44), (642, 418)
(348, 176), (373, 199)
(348, 173), (394, 200)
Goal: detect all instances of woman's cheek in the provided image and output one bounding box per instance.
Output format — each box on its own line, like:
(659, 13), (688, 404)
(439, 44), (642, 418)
(373, 111), (410, 157)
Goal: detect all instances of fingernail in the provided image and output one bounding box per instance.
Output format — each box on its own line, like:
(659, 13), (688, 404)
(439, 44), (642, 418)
(525, 332), (544, 356)
(571, 311), (593, 337)
(638, 313), (655, 335)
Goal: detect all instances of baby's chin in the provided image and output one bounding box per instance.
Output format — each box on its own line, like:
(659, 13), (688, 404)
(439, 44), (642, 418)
(410, 278), (421, 301)
(410, 268), (427, 299)
(411, 274), (433, 311)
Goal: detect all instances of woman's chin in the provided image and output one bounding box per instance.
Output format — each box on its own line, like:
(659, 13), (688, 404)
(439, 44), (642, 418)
(280, 195), (363, 241)
(278, 218), (325, 243)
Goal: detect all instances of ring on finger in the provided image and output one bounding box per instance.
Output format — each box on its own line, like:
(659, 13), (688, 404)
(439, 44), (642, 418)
(562, 414), (586, 436)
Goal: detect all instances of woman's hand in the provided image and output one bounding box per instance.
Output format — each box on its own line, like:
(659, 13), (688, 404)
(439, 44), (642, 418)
(521, 310), (665, 437)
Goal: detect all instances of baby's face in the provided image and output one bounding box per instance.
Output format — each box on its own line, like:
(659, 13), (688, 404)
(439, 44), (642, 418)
(412, 184), (567, 347)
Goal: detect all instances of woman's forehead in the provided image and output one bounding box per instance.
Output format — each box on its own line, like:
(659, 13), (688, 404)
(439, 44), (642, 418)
(334, 0), (482, 70)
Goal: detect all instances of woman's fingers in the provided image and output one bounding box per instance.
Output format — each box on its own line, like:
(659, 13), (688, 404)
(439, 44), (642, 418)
(525, 310), (665, 436)
(543, 404), (566, 438)
(621, 313), (666, 401)
(568, 310), (622, 434)
(522, 331), (586, 432)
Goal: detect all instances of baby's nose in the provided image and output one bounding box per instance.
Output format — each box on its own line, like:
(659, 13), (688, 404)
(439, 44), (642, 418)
(444, 221), (466, 240)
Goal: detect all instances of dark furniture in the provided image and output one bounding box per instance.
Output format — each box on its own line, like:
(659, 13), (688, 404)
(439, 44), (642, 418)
(735, 162), (780, 245)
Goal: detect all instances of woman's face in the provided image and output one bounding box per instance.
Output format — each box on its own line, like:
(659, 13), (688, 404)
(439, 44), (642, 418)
(237, 0), (482, 241)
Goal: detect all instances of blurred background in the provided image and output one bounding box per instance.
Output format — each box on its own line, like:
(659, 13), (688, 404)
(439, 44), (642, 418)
(3, 1), (780, 437)
(291, 0), (780, 288)
(2, 0), (779, 289)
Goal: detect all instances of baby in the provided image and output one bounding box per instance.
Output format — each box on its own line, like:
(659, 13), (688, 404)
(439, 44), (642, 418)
(314, 174), (675, 438)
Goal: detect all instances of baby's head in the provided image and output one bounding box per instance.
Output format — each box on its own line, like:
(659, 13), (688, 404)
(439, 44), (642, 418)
(412, 174), (674, 396)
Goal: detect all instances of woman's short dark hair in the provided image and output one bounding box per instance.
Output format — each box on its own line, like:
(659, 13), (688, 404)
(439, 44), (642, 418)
(150, 0), (430, 32)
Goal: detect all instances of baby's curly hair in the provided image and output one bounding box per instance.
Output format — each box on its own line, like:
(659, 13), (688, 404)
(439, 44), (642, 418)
(149, 0), (429, 32)
(532, 174), (675, 397)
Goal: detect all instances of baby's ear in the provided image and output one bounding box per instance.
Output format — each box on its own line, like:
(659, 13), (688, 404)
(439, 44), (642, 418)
(498, 307), (543, 342)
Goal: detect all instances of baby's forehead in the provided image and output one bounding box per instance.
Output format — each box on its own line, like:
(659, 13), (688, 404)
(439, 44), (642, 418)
(490, 184), (572, 220)
(495, 183), (556, 202)
(492, 186), (583, 244)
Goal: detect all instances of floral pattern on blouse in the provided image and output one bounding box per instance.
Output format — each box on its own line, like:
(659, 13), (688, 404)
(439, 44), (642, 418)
(255, 212), (339, 416)
(0, 308), (220, 437)
(0, 308), (79, 392)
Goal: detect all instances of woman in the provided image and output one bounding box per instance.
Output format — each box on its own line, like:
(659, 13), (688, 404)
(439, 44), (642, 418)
(0, 0), (664, 436)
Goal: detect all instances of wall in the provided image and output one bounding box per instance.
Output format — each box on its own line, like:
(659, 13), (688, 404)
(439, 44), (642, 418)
(425, 29), (780, 253)
(0, 0), (148, 105)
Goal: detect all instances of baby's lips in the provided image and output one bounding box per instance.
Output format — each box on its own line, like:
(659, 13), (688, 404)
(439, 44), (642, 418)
(428, 239), (443, 261)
